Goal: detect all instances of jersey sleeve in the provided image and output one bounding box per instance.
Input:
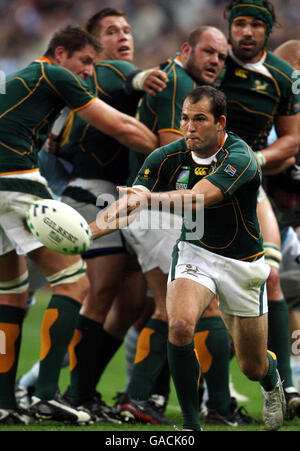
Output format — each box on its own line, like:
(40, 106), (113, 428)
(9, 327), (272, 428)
(43, 64), (96, 112)
(95, 60), (137, 94)
(138, 78), (185, 136)
(205, 143), (260, 198)
(275, 62), (300, 116)
(132, 147), (171, 192)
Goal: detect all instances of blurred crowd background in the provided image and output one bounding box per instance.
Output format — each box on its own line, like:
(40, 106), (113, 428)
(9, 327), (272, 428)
(1, 0), (300, 74)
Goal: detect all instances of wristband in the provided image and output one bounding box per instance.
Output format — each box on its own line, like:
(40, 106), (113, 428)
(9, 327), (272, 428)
(255, 151), (266, 167)
(132, 69), (155, 91)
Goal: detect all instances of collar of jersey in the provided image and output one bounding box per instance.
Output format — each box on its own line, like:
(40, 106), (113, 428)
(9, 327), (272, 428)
(191, 133), (227, 164)
(35, 57), (53, 64)
(228, 46), (271, 78)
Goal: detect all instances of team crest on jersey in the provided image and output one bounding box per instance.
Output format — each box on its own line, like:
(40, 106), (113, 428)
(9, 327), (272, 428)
(224, 164), (236, 176)
(252, 80), (269, 94)
(176, 166), (190, 190)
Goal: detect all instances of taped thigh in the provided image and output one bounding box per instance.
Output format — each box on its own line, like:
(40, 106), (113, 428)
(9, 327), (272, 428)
(0, 271), (29, 294)
(264, 242), (282, 269)
(46, 259), (87, 287)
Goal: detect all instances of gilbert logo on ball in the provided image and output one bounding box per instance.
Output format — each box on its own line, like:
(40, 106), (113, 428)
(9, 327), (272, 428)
(26, 199), (92, 255)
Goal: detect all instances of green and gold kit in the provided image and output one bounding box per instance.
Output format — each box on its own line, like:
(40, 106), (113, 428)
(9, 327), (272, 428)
(59, 60), (142, 185)
(221, 50), (300, 151)
(128, 56), (198, 185)
(133, 132), (264, 261)
(0, 57), (96, 175)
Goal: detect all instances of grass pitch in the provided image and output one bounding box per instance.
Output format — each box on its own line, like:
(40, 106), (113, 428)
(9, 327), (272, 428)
(1, 288), (300, 432)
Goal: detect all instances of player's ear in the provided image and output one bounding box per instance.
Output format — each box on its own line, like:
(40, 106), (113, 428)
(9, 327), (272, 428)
(181, 42), (192, 61)
(53, 46), (67, 64)
(217, 115), (226, 131)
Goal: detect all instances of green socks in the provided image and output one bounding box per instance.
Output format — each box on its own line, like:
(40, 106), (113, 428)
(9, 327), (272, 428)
(260, 350), (278, 391)
(35, 294), (81, 400)
(127, 318), (168, 401)
(195, 316), (232, 417)
(167, 340), (201, 431)
(0, 305), (26, 409)
(268, 300), (293, 388)
(67, 315), (122, 406)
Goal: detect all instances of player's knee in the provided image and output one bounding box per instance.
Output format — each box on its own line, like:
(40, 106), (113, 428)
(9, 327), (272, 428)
(266, 265), (281, 291)
(48, 259), (90, 301)
(168, 316), (195, 346)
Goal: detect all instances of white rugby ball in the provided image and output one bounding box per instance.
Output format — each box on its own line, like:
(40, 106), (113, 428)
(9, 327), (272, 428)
(26, 199), (92, 255)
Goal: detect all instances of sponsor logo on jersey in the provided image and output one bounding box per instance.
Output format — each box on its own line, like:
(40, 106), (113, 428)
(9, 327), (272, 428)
(194, 166), (208, 176)
(224, 164), (236, 176)
(235, 68), (248, 79)
(176, 166), (190, 190)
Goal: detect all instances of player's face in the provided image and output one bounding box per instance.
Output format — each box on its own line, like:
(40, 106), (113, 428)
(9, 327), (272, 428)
(230, 17), (267, 63)
(96, 16), (134, 61)
(183, 30), (228, 85)
(181, 97), (225, 157)
(58, 45), (98, 79)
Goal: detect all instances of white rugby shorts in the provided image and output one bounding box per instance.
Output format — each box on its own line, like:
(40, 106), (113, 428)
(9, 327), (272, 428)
(169, 241), (270, 317)
(121, 209), (182, 274)
(0, 171), (52, 256)
(61, 178), (125, 257)
(280, 226), (300, 301)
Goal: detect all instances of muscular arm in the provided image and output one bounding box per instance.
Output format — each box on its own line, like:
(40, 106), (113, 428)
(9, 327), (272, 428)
(77, 98), (158, 154)
(89, 179), (223, 240)
(259, 114), (300, 174)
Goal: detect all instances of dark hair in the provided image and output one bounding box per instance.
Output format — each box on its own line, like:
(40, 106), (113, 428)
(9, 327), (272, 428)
(224, 0), (277, 24)
(44, 25), (102, 57)
(86, 8), (127, 36)
(184, 86), (227, 122)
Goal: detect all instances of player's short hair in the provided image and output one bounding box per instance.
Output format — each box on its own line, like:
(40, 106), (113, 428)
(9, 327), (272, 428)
(184, 86), (227, 122)
(44, 25), (102, 57)
(86, 8), (128, 36)
(187, 26), (219, 49)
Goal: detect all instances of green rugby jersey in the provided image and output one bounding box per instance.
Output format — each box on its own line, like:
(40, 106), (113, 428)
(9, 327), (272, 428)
(221, 50), (300, 151)
(128, 56), (197, 185)
(0, 57), (96, 175)
(133, 132), (264, 261)
(59, 60), (142, 185)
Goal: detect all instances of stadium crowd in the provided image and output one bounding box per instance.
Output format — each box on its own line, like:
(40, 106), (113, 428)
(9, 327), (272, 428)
(0, 0), (299, 432)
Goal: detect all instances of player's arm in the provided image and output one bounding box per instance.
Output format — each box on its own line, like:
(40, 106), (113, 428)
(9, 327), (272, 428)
(77, 98), (158, 154)
(126, 68), (168, 96)
(257, 114), (300, 174)
(89, 179), (223, 240)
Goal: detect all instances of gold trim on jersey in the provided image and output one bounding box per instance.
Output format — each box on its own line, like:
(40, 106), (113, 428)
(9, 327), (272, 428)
(0, 168), (39, 176)
(158, 128), (184, 136)
(227, 100), (273, 119)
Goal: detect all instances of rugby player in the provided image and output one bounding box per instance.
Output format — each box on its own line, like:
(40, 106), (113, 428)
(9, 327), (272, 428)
(90, 86), (286, 431)
(0, 25), (157, 425)
(221, 0), (300, 418)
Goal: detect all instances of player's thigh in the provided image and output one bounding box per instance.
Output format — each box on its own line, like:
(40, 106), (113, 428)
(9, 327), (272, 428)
(167, 278), (215, 345)
(0, 250), (27, 281)
(86, 252), (127, 295)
